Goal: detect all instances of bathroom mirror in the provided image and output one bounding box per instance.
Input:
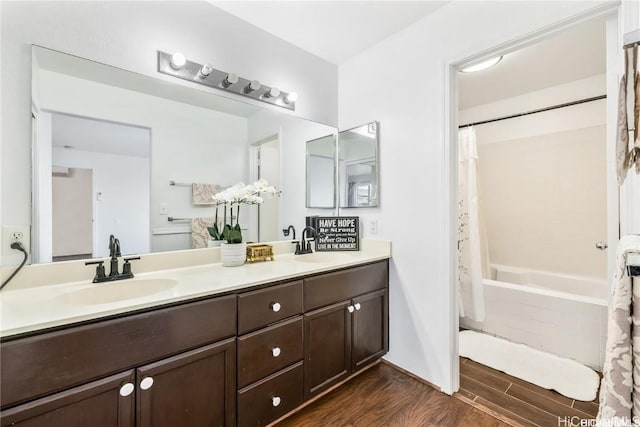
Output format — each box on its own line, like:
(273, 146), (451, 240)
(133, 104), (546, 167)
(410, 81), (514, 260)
(29, 46), (336, 263)
(306, 134), (337, 208)
(338, 121), (379, 207)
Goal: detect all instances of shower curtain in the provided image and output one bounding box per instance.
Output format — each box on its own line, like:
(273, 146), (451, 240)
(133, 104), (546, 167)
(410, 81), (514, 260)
(457, 127), (487, 322)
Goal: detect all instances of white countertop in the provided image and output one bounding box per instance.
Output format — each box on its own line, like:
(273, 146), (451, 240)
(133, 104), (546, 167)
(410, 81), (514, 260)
(0, 240), (390, 338)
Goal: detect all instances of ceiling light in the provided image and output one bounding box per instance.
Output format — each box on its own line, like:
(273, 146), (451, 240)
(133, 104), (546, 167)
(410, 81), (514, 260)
(264, 87), (280, 98)
(460, 56), (503, 73)
(170, 52), (186, 70)
(285, 92), (298, 104)
(222, 73), (239, 88)
(244, 80), (261, 94)
(199, 64), (213, 77)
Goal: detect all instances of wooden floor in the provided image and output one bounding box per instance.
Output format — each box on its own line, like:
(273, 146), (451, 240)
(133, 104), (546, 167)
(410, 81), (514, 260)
(456, 357), (600, 427)
(275, 362), (508, 427)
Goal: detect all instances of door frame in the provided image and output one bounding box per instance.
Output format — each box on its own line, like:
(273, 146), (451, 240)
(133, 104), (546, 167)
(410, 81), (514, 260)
(442, 2), (620, 394)
(249, 132), (281, 242)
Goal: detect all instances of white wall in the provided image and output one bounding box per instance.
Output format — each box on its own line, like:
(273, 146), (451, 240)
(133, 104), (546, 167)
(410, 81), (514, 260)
(52, 148), (150, 258)
(0, 0), (337, 264)
(338, 0), (615, 393)
(33, 112), (53, 264)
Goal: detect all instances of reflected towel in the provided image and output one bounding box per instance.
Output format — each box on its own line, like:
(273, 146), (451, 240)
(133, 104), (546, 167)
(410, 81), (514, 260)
(616, 47), (640, 184)
(191, 217), (215, 249)
(192, 183), (223, 205)
(596, 235), (640, 426)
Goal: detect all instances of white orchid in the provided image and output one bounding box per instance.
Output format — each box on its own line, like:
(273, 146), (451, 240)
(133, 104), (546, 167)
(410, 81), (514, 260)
(209, 179), (281, 244)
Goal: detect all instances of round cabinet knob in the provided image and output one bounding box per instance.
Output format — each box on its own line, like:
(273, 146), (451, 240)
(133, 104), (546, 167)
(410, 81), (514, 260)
(119, 383), (134, 397)
(140, 377), (154, 390)
(272, 347), (281, 357)
(272, 396), (281, 407)
(354, 303), (361, 311)
(347, 305), (355, 313)
(271, 302), (281, 312)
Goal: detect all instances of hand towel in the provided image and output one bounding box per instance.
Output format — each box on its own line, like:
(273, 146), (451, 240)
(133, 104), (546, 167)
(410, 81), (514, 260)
(192, 183), (223, 205)
(191, 217), (215, 249)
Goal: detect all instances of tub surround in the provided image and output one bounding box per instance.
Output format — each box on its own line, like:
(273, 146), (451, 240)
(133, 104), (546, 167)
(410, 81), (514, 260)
(0, 239), (391, 338)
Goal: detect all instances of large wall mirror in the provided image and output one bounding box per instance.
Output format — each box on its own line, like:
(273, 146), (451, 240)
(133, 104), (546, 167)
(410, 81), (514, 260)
(30, 46), (336, 264)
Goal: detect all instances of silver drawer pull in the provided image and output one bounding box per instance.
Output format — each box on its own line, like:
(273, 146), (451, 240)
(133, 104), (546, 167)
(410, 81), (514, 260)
(271, 302), (281, 312)
(354, 303), (361, 311)
(140, 377), (154, 390)
(272, 396), (281, 407)
(347, 305), (355, 313)
(119, 383), (134, 397)
(272, 347), (281, 357)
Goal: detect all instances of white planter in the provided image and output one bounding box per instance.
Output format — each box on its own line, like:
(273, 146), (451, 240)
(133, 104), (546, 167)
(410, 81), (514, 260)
(220, 242), (246, 267)
(208, 240), (222, 248)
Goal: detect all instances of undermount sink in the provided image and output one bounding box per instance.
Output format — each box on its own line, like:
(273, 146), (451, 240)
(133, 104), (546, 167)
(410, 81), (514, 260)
(57, 278), (178, 306)
(292, 252), (359, 263)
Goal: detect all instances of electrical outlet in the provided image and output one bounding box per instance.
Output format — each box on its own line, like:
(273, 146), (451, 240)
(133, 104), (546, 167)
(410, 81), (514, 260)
(2, 226), (30, 255)
(369, 220), (378, 235)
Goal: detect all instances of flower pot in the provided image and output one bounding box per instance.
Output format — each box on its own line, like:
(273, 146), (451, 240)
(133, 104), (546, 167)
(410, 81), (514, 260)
(208, 240), (222, 248)
(220, 242), (246, 267)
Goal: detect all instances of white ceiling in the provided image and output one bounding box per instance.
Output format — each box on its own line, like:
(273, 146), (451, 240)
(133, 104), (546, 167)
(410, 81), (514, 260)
(51, 113), (151, 158)
(211, 1), (448, 64)
(458, 16), (607, 109)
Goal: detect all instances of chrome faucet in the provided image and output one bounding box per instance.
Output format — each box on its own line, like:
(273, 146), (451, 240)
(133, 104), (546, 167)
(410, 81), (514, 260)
(86, 235), (140, 283)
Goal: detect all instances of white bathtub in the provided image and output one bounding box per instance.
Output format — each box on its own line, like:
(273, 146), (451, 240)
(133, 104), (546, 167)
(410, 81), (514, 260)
(460, 264), (609, 370)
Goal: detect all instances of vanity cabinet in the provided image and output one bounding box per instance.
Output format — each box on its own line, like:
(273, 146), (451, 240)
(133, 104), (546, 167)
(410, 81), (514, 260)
(303, 262), (389, 399)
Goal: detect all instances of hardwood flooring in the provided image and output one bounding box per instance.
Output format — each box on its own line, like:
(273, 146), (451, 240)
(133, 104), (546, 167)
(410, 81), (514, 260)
(455, 357), (600, 427)
(275, 362), (508, 427)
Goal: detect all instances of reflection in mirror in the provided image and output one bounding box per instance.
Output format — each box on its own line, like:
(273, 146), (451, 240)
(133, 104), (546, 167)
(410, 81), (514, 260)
(339, 121), (379, 207)
(306, 134), (336, 208)
(30, 46), (336, 263)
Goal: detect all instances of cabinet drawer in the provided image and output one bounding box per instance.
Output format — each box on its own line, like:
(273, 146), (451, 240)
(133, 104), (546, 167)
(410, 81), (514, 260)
(238, 280), (302, 334)
(304, 260), (388, 311)
(237, 317), (303, 388)
(237, 362), (303, 427)
(1, 295), (236, 408)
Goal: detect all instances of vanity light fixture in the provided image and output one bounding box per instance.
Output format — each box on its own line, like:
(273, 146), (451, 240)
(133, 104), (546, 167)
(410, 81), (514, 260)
(170, 52), (186, 70)
(460, 56), (503, 73)
(222, 73), (239, 88)
(244, 80), (261, 94)
(285, 92), (298, 104)
(157, 51), (296, 110)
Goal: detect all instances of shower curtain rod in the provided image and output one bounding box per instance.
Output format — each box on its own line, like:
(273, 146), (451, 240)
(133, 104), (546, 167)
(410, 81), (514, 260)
(458, 94), (606, 129)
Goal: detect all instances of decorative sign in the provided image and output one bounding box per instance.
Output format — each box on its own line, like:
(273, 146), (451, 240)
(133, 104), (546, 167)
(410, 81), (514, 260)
(315, 217), (360, 251)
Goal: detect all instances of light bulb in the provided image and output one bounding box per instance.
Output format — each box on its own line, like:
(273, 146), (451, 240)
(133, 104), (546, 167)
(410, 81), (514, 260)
(285, 91), (298, 104)
(199, 64), (213, 77)
(264, 87), (280, 98)
(244, 80), (261, 93)
(460, 56), (503, 73)
(222, 73), (239, 88)
(170, 52), (186, 70)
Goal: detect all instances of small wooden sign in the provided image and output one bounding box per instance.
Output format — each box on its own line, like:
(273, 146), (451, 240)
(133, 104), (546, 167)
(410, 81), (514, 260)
(315, 217), (360, 251)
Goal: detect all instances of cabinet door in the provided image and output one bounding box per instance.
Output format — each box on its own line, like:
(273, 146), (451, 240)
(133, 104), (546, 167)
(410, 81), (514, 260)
(352, 289), (388, 372)
(0, 370), (135, 427)
(136, 338), (236, 427)
(303, 301), (352, 399)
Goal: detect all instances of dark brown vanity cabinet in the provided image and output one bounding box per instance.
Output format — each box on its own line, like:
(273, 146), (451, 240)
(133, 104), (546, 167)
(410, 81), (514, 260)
(303, 261), (389, 399)
(0, 295), (237, 427)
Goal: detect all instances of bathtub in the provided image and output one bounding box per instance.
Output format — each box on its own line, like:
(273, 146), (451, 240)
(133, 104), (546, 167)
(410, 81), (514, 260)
(460, 264), (609, 370)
